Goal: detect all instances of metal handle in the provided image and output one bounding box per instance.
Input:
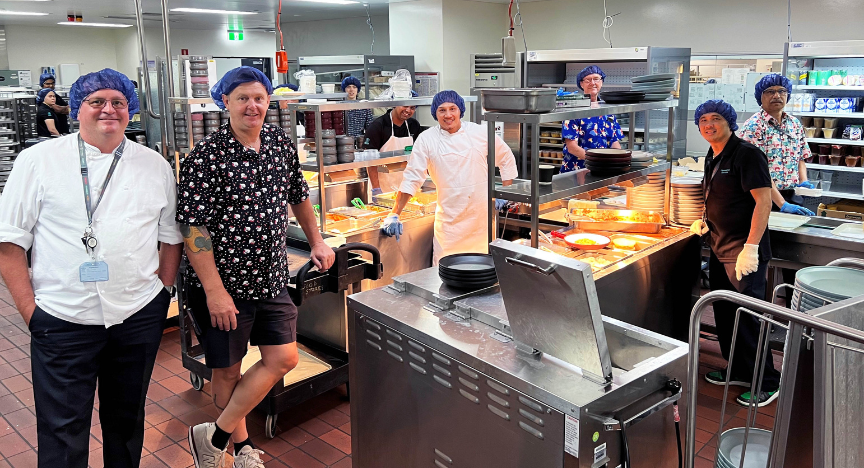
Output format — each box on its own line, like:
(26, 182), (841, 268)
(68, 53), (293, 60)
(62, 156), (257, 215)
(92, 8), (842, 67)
(505, 256), (557, 275)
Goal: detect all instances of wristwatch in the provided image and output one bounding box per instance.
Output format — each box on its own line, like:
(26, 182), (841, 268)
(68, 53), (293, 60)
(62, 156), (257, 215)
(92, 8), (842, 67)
(164, 285), (177, 296)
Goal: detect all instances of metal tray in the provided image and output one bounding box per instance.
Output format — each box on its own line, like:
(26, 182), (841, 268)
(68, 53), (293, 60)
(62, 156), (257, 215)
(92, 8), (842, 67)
(480, 88), (557, 114)
(567, 209), (665, 234)
(372, 191), (437, 215)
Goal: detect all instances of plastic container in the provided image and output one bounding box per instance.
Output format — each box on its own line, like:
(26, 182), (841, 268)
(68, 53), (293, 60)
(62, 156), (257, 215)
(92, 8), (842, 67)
(321, 83), (336, 93)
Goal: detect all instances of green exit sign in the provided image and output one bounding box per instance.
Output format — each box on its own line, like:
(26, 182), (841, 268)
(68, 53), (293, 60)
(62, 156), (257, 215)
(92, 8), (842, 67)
(228, 30), (244, 41)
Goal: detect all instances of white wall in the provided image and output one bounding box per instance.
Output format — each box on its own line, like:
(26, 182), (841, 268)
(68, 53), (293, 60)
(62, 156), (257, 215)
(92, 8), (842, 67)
(281, 15), (389, 60)
(512, 0), (863, 55)
(441, 0), (507, 94)
(389, 0), (444, 74)
(6, 24), (121, 85)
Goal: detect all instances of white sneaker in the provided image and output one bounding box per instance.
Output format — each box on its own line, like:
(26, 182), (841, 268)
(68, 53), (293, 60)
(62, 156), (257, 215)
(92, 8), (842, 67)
(188, 422), (229, 468)
(234, 445), (265, 468)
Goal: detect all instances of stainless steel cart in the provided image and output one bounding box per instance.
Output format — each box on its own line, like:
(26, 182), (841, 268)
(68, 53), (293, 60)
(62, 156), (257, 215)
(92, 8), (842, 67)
(178, 239), (382, 438)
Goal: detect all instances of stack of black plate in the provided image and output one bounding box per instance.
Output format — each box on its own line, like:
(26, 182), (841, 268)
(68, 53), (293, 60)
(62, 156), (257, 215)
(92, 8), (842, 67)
(585, 148), (632, 176)
(599, 91), (645, 104)
(438, 253), (498, 290)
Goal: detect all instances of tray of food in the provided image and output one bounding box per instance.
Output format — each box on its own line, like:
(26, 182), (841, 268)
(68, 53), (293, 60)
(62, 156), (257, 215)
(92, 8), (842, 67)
(328, 206), (389, 219)
(567, 209), (665, 233)
(373, 191), (438, 215)
(607, 234), (660, 251)
(571, 250), (630, 272)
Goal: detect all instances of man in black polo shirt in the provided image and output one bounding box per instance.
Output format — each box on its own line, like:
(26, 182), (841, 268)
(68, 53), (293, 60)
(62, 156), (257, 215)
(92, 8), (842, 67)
(363, 103), (425, 195)
(691, 100), (780, 408)
(39, 72), (71, 135)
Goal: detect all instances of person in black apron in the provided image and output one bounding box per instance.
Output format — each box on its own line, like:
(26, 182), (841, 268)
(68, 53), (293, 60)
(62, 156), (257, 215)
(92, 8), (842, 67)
(691, 100), (781, 408)
(39, 72), (71, 135)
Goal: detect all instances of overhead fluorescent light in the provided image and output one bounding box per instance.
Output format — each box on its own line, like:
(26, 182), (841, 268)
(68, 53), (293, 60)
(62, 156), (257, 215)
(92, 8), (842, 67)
(293, 0), (359, 4)
(170, 8), (258, 15)
(0, 10), (48, 15)
(57, 21), (133, 28)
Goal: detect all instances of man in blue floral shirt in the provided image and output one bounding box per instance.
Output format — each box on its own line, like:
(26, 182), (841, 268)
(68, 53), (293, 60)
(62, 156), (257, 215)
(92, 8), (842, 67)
(560, 65), (624, 173)
(738, 74), (814, 216)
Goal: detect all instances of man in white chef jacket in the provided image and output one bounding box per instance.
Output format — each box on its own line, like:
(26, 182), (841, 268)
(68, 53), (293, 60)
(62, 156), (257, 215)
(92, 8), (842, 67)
(380, 90), (518, 263)
(0, 69), (183, 467)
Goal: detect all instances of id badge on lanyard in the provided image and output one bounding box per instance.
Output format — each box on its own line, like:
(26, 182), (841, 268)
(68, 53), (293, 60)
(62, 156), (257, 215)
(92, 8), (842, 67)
(77, 135), (124, 283)
(702, 154), (724, 222)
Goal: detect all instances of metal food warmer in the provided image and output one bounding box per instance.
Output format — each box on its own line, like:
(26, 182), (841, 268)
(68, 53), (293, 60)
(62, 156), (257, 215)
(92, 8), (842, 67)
(177, 230), (382, 437)
(483, 100), (700, 341)
(348, 239), (687, 468)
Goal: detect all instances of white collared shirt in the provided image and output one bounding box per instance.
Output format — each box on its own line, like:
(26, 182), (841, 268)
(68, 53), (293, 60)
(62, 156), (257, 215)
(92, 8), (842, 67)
(0, 133), (183, 327)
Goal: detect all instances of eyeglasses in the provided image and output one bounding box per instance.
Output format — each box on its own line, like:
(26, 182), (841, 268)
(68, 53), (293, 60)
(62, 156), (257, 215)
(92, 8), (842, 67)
(763, 89), (788, 97)
(83, 98), (129, 110)
(581, 77), (603, 84)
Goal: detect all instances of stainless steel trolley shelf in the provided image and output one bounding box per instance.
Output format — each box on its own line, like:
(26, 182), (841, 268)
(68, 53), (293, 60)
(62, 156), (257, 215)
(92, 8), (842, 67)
(495, 162), (670, 203)
(300, 151), (408, 173)
(168, 93), (348, 105)
(483, 99), (679, 123)
(289, 96), (477, 113)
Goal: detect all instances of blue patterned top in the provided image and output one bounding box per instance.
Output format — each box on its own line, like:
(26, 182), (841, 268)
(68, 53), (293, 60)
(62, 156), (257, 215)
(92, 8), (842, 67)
(560, 115), (624, 173)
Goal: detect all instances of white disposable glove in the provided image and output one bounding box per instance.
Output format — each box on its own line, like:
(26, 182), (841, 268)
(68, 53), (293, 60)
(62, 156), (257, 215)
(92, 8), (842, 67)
(735, 244), (760, 281)
(690, 220), (709, 236)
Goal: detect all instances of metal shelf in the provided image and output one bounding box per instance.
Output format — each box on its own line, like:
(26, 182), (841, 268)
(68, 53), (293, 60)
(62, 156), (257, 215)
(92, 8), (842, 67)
(494, 163), (670, 203)
(807, 162), (864, 174)
(806, 138), (864, 146)
(483, 100), (678, 124)
(168, 93), (349, 105)
(0, 142), (19, 147)
(301, 153), (408, 173)
(794, 112), (864, 118)
(821, 190), (864, 201)
(290, 96), (477, 113)
(794, 85), (864, 91)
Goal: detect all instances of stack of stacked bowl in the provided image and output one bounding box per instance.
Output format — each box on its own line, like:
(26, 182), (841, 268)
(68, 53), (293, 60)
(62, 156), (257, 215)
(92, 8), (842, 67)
(190, 112), (205, 146)
(336, 135), (355, 163)
(320, 129), (337, 164)
(189, 56), (210, 98)
(279, 107), (292, 133)
(265, 108), (280, 128)
(791, 266), (864, 312)
(173, 112), (188, 149)
(204, 111), (221, 135)
(670, 177), (704, 225)
(715, 428), (772, 468)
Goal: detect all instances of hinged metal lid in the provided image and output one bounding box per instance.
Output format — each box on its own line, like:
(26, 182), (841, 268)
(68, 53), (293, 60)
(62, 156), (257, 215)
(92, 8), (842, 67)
(489, 239), (612, 382)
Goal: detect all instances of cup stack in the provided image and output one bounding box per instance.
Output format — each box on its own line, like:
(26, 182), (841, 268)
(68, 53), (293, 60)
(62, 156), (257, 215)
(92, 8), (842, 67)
(204, 111), (221, 135)
(189, 56), (210, 98)
(190, 112), (205, 146)
(173, 111), (188, 149)
(336, 135), (355, 163)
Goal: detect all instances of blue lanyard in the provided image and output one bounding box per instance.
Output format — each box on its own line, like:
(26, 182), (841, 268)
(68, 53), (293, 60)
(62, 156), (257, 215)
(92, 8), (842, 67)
(78, 135), (125, 226)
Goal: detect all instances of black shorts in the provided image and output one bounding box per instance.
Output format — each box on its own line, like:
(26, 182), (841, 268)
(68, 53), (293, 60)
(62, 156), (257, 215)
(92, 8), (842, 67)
(186, 286), (298, 369)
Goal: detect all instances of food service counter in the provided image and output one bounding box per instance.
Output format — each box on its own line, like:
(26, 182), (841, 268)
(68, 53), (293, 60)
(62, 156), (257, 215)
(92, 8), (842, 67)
(769, 216), (864, 269)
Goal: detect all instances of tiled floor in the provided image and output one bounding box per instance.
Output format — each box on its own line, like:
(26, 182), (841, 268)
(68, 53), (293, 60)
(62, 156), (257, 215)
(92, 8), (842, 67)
(0, 277), (781, 468)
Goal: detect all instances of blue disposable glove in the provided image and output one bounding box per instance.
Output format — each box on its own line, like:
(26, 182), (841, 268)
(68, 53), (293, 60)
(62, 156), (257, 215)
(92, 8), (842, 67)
(495, 199), (509, 211)
(780, 202), (815, 216)
(797, 181), (815, 189)
(381, 214), (403, 240)
(371, 187), (383, 196)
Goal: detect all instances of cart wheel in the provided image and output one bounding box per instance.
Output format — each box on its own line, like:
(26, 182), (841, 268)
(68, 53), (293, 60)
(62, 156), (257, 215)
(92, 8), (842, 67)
(190, 372), (204, 391)
(265, 414), (278, 439)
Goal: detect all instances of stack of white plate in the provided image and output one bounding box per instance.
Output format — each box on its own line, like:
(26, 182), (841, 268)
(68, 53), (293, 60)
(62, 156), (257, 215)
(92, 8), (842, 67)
(670, 176), (704, 225)
(631, 73), (677, 101)
(791, 266), (864, 312)
(627, 172), (666, 211)
(631, 151), (655, 168)
(716, 428), (771, 468)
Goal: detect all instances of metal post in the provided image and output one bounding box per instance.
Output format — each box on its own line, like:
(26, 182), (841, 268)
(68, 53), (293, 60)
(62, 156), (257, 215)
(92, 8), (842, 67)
(627, 111), (636, 151)
(160, 0), (178, 178)
(530, 122), (540, 248)
(155, 60), (168, 160)
(133, 0), (159, 121)
(664, 108), (675, 222)
(767, 322), (805, 468)
(316, 109), (326, 230)
(488, 118), (496, 245)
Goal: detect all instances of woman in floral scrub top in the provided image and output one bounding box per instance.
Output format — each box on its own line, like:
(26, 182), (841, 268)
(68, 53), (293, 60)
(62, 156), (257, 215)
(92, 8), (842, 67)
(560, 65), (624, 173)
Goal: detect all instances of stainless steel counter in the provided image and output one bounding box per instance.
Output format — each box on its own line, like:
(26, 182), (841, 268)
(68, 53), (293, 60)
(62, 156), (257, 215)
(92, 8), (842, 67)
(348, 265), (688, 468)
(769, 217), (864, 268)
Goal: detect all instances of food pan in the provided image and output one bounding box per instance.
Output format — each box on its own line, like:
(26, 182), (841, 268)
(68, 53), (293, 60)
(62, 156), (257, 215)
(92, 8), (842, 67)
(373, 191), (438, 215)
(567, 209), (665, 234)
(481, 88), (557, 114)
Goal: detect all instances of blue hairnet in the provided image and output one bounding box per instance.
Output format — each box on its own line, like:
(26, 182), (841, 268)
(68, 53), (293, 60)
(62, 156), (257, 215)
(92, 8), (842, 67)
(576, 65), (606, 91)
(36, 88), (55, 105)
(430, 90), (465, 121)
(275, 83), (298, 91)
(754, 73), (792, 103)
(210, 66), (273, 110)
(39, 72), (55, 87)
(69, 68), (140, 120)
(341, 76), (362, 91)
(694, 99), (738, 132)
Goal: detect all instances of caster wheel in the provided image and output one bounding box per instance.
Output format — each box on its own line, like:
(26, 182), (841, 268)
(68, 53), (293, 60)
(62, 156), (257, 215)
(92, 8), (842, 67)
(190, 372), (204, 391)
(265, 414), (278, 439)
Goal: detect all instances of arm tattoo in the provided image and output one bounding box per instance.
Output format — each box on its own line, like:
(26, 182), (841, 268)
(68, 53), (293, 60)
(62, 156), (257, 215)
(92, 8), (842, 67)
(180, 224), (213, 253)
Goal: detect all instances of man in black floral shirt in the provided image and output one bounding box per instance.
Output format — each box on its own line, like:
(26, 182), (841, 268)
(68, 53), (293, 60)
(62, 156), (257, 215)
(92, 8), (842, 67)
(177, 67), (334, 468)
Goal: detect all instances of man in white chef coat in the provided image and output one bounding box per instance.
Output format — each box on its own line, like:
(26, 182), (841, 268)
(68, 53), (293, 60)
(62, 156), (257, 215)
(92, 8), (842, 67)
(380, 90), (518, 263)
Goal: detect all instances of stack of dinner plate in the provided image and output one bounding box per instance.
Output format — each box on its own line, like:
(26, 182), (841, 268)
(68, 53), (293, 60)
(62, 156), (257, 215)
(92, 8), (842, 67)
(791, 266), (864, 312)
(438, 253), (498, 290)
(630, 151), (655, 168)
(627, 172), (666, 211)
(670, 176), (704, 225)
(631, 73), (678, 101)
(585, 148), (631, 176)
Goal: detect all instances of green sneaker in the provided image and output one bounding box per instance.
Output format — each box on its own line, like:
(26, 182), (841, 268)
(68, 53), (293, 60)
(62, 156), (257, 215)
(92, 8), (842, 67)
(704, 369), (750, 387)
(736, 389), (780, 408)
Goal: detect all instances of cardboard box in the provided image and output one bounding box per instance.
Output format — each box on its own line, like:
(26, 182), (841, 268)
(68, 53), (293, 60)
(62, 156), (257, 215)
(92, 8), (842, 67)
(818, 200), (864, 221)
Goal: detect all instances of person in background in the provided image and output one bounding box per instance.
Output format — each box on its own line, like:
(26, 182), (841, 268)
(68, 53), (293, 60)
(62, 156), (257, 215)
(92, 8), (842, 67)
(0, 68), (183, 467)
(380, 90), (517, 263)
(560, 65), (624, 173)
(363, 94), (425, 195)
(342, 76), (374, 137)
(690, 100), (781, 408)
(40, 72), (71, 135)
(738, 74), (815, 216)
(179, 66), (335, 468)
(36, 88), (61, 137)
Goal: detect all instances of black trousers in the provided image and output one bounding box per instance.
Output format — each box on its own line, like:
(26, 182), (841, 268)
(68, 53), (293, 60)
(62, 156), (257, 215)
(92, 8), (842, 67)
(709, 254), (781, 392)
(30, 289), (170, 468)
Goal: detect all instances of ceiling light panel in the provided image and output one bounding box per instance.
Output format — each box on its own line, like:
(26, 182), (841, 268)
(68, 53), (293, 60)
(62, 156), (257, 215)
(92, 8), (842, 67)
(57, 22), (133, 28)
(0, 10), (48, 15)
(170, 8), (258, 15)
